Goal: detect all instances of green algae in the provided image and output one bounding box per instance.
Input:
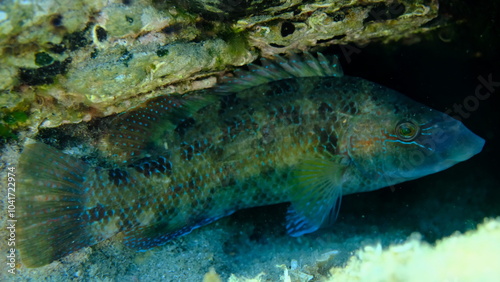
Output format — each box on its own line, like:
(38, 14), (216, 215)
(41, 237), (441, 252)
(34, 52), (54, 66)
(2, 110), (28, 125)
(156, 46), (169, 57)
(19, 58), (72, 86)
(0, 109), (29, 141)
(0, 123), (16, 140)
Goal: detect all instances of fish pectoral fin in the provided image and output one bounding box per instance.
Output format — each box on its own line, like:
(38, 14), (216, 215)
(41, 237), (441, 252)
(286, 157), (347, 237)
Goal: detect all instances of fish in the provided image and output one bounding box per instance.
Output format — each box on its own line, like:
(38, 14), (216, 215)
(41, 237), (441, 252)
(17, 52), (485, 267)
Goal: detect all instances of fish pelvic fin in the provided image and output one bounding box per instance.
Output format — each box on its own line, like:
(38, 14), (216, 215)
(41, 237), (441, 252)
(217, 52), (344, 93)
(286, 157), (347, 236)
(17, 142), (97, 267)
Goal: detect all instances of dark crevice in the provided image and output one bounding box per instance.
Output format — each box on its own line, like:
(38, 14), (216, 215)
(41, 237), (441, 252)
(280, 22), (295, 37)
(364, 2), (406, 23)
(269, 43), (286, 48)
(317, 34), (346, 44)
(95, 26), (108, 42)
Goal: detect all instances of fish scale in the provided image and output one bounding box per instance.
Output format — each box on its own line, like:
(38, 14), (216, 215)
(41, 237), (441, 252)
(17, 53), (485, 267)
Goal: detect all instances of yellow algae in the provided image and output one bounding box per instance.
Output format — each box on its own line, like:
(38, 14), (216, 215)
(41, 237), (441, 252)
(203, 267), (223, 282)
(328, 218), (500, 282)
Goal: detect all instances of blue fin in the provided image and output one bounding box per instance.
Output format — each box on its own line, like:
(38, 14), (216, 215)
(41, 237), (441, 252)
(286, 157), (347, 236)
(123, 212), (233, 250)
(103, 94), (215, 163)
(217, 52), (343, 93)
(17, 142), (97, 267)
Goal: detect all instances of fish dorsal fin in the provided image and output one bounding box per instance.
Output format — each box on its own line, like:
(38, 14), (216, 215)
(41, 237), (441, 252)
(217, 52), (343, 93)
(101, 93), (215, 164)
(286, 157), (348, 236)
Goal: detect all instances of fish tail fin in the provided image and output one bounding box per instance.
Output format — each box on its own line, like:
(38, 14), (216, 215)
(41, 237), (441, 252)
(17, 142), (97, 267)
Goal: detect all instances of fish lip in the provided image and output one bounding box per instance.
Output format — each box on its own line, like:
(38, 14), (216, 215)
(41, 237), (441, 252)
(450, 126), (485, 162)
(423, 122), (485, 170)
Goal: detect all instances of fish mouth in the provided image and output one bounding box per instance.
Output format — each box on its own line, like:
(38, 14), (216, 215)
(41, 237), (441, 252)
(433, 130), (484, 172)
(400, 118), (485, 178)
(437, 119), (485, 163)
(448, 127), (485, 162)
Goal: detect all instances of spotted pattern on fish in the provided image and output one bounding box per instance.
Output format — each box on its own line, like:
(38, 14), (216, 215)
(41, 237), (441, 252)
(17, 53), (485, 267)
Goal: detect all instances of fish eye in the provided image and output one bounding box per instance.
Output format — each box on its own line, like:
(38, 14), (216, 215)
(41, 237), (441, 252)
(395, 120), (419, 141)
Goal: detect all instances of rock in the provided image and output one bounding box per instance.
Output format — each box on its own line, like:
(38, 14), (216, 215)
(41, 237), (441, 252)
(0, 0), (438, 134)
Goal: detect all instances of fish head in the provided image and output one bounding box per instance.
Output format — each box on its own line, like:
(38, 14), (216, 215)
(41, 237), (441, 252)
(345, 88), (485, 188)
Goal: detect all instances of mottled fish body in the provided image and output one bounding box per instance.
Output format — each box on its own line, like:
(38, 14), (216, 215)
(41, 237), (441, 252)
(17, 53), (485, 267)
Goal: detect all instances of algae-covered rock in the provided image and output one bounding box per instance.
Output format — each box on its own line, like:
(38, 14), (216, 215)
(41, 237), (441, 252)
(0, 0), (439, 136)
(238, 0), (439, 57)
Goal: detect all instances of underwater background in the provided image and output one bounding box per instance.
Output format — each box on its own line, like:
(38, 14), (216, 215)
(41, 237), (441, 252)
(1, 0), (500, 281)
